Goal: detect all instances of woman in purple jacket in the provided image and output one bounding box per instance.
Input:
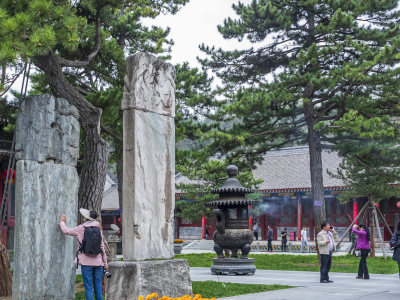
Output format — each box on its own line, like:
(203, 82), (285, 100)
(352, 224), (371, 279)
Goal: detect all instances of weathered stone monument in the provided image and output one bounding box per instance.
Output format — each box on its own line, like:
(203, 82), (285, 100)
(106, 53), (192, 299)
(121, 52), (175, 261)
(13, 95), (80, 300)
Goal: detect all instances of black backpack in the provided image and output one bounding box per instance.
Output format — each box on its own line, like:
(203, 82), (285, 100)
(79, 226), (102, 256)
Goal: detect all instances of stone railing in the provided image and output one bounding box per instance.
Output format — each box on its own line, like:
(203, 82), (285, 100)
(251, 242), (317, 253)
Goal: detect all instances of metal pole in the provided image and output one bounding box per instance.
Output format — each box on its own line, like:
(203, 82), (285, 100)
(376, 205), (393, 236)
(0, 62), (30, 239)
(336, 200), (369, 249)
(373, 207), (387, 259)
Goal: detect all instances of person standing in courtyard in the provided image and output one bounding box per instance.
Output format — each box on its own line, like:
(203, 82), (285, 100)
(60, 209), (108, 300)
(352, 224), (370, 280)
(301, 226), (309, 253)
(349, 229), (357, 254)
(390, 222), (400, 278)
(317, 221), (337, 283)
(205, 225), (210, 240)
(253, 222), (259, 240)
(281, 227), (287, 252)
(267, 225), (274, 252)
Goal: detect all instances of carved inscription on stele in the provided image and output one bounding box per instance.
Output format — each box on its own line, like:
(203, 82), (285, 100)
(122, 52), (175, 117)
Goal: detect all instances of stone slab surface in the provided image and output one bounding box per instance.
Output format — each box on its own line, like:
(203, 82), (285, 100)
(122, 109), (175, 260)
(15, 94), (80, 166)
(105, 259), (192, 299)
(190, 267), (400, 300)
(122, 52), (175, 117)
(13, 160), (79, 300)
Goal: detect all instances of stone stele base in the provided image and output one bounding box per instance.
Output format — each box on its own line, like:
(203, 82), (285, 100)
(211, 258), (256, 275)
(105, 259), (192, 299)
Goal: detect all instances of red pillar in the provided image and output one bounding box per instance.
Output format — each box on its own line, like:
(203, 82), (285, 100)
(248, 205), (253, 230)
(261, 214), (266, 240)
(297, 193), (302, 241)
(201, 214), (206, 239)
(353, 198), (358, 225)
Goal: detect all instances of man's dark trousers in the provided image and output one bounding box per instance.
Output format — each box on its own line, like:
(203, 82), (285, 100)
(267, 239), (273, 251)
(320, 253), (332, 282)
(281, 238), (287, 251)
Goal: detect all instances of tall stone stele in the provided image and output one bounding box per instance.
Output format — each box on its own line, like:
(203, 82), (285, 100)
(13, 95), (80, 300)
(121, 52), (175, 261)
(106, 53), (192, 299)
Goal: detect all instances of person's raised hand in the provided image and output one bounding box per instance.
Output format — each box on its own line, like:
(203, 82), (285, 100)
(326, 240), (330, 244)
(60, 214), (66, 223)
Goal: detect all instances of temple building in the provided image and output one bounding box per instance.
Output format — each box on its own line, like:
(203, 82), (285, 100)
(176, 146), (400, 241)
(2, 144), (400, 248)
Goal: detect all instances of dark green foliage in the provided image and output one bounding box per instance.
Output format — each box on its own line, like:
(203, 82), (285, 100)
(200, 0), (400, 149)
(0, 0), (190, 182)
(174, 63), (263, 221)
(198, 0), (400, 222)
(333, 141), (400, 202)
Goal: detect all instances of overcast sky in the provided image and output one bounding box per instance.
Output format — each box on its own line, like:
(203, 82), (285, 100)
(143, 0), (253, 67)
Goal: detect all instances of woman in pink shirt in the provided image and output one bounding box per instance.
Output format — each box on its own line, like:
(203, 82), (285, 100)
(352, 224), (370, 280)
(60, 209), (108, 300)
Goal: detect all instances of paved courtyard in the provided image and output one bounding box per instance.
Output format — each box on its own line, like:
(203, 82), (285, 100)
(190, 267), (400, 300)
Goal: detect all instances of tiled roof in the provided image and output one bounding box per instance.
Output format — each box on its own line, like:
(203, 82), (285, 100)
(176, 146), (345, 193)
(104, 146), (346, 207)
(101, 170), (119, 211)
(175, 173), (204, 193)
(254, 146), (344, 190)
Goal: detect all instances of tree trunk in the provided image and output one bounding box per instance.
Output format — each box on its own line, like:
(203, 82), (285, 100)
(304, 103), (326, 252)
(302, 10), (326, 250)
(368, 197), (376, 257)
(0, 238), (12, 297)
(33, 53), (109, 216)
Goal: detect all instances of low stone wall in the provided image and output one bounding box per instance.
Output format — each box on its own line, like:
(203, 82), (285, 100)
(179, 226), (202, 240)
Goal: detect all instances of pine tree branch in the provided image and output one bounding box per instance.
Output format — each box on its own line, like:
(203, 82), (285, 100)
(249, 123), (304, 138)
(59, 10), (101, 68)
(64, 71), (98, 93)
(100, 123), (122, 142)
(0, 64), (27, 97)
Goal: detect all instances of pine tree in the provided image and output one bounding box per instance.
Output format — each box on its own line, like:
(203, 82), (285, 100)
(327, 102), (400, 256)
(0, 0), (188, 213)
(174, 62), (262, 221)
(0, 1), (188, 292)
(199, 0), (400, 237)
(332, 138), (400, 256)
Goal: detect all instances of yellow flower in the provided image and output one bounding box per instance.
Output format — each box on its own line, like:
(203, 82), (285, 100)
(138, 297), (144, 300)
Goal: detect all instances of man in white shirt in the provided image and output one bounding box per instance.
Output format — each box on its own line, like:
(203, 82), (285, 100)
(301, 226), (309, 253)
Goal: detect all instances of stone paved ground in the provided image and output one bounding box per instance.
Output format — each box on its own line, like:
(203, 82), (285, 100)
(190, 267), (400, 300)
